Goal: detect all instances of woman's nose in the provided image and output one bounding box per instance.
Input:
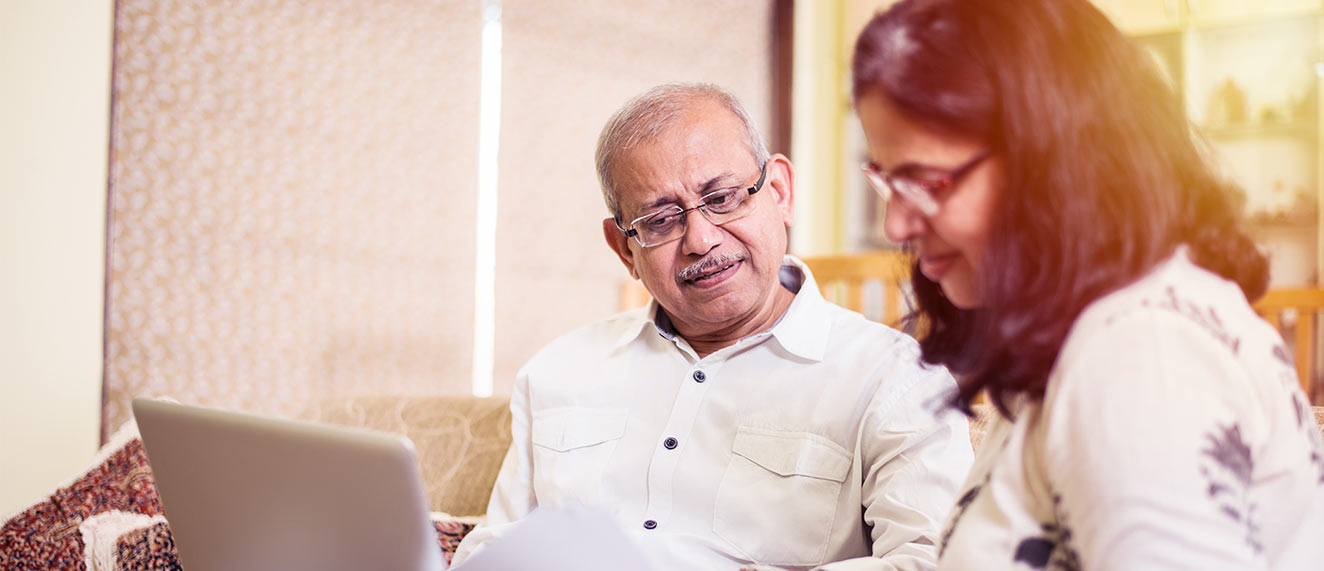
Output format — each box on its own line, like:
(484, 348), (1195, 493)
(883, 199), (927, 244)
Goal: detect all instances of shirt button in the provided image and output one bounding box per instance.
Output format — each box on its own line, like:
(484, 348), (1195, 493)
(663, 437), (678, 450)
(692, 370), (706, 383)
(643, 519), (658, 530)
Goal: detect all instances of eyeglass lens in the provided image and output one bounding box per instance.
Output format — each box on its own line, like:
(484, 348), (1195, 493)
(632, 187), (754, 247)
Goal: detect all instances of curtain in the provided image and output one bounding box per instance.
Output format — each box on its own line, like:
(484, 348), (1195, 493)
(104, 0), (481, 435)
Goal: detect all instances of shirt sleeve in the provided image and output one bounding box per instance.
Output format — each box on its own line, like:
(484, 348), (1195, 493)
(1038, 310), (1268, 569)
(450, 367), (536, 566)
(820, 358), (974, 571)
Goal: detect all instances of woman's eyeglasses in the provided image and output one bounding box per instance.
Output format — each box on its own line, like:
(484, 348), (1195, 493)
(861, 151), (990, 217)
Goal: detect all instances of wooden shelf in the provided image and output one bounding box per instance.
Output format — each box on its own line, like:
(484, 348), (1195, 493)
(1190, 5), (1321, 31)
(1204, 119), (1317, 141)
(1247, 215), (1318, 229)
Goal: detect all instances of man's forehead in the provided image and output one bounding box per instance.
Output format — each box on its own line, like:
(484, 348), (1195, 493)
(610, 103), (755, 211)
(644, 174), (743, 212)
(617, 158), (746, 215)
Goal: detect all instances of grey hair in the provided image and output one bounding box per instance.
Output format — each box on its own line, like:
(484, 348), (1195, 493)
(596, 82), (770, 223)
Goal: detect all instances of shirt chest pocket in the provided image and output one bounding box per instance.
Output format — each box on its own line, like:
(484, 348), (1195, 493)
(530, 407), (629, 505)
(714, 426), (852, 566)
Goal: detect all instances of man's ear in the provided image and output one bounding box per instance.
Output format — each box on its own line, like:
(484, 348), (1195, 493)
(603, 218), (640, 280)
(765, 153), (795, 226)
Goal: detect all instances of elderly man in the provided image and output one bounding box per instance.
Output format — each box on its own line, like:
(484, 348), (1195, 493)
(453, 83), (972, 570)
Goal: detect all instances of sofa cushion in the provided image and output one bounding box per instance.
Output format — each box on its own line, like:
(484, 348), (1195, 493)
(302, 395), (513, 517)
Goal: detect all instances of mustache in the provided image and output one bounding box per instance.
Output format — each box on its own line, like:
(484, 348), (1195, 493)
(678, 253), (745, 282)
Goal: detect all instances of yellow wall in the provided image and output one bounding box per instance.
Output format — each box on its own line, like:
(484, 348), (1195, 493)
(789, 0), (845, 256)
(0, 0), (112, 515)
(790, 0), (899, 256)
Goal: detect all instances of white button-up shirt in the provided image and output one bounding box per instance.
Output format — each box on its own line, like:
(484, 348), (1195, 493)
(455, 257), (973, 570)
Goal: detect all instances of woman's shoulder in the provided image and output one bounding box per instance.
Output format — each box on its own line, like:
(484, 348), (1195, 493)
(1047, 248), (1291, 406)
(1068, 247), (1267, 354)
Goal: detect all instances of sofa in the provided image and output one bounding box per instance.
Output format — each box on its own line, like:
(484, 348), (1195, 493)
(0, 395), (510, 570)
(3, 396), (1321, 569)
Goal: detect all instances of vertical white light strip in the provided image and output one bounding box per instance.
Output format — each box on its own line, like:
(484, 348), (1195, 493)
(472, 0), (501, 397)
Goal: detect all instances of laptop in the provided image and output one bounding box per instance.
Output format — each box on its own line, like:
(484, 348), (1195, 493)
(132, 397), (446, 571)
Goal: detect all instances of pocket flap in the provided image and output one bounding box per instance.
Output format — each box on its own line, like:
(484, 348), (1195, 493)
(731, 427), (851, 482)
(532, 407), (629, 452)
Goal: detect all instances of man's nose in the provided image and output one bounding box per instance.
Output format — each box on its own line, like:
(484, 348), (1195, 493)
(680, 207), (722, 256)
(883, 199), (927, 244)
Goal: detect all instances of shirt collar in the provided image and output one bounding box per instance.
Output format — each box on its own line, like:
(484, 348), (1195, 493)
(609, 255), (834, 362)
(611, 304), (659, 350)
(767, 256), (833, 362)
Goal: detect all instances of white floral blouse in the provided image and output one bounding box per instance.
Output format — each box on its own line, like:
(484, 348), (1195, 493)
(938, 247), (1324, 570)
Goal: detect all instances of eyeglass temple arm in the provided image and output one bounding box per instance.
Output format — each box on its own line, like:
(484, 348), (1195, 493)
(608, 217), (638, 238)
(747, 162), (768, 195)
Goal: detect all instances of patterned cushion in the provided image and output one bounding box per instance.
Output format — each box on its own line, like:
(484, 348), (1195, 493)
(433, 518), (479, 566)
(968, 403), (998, 451)
(103, 515), (476, 569)
(0, 422), (163, 570)
(114, 521), (178, 569)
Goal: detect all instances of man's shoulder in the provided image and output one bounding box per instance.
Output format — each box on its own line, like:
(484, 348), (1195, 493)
(809, 302), (961, 432)
(523, 306), (652, 370)
(797, 299), (949, 389)
(815, 299), (919, 350)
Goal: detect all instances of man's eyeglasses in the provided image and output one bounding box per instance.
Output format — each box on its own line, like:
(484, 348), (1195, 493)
(860, 151), (990, 217)
(617, 162), (768, 248)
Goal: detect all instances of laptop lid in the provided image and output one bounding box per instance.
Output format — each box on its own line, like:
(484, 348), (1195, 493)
(132, 397), (445, 571)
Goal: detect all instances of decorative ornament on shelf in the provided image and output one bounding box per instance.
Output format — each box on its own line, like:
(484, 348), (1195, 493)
(1259, 106), (1283, 125)
(1247, 179), (1318, 227)
(1207, 77), (1248, 127)
(1290, 83), (1317, 122)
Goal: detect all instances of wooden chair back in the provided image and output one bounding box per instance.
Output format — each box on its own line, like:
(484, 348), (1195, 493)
(616, 254), (1322, 403)
(803, 251), (912, 326)
(1253, 288), (1324, 401)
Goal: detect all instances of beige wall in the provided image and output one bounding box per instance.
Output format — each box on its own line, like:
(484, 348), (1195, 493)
(0, 1), (113, 515)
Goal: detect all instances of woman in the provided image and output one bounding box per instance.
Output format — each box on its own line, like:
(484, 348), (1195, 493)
(851, 0), (1324, 568)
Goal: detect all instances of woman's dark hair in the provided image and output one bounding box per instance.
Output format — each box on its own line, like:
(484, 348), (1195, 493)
(851, 0), (1268, 415)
